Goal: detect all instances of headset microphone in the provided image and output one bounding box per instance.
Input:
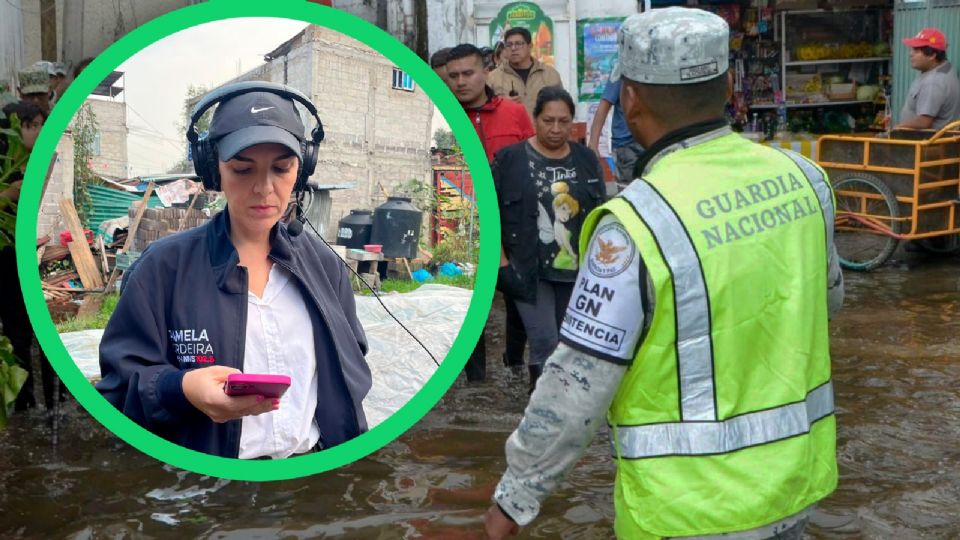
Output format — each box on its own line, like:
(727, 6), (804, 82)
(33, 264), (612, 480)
(287, 217), (305, 237)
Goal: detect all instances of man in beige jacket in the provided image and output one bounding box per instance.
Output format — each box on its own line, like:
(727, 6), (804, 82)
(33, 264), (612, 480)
(488, 27), (563, 117)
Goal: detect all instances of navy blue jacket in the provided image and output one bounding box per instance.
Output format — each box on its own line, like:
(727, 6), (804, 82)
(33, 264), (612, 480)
(97, 209), (372, 458)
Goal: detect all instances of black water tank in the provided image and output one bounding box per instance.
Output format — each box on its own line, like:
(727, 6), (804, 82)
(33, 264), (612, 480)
(371, 196), (422, 259)
(336, 209), (373, 249)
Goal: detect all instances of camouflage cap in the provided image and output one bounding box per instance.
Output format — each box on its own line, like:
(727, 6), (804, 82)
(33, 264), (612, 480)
(31, 60), (54, 74)
(18, 67), (50, 95)
(612, 7), (729, 85)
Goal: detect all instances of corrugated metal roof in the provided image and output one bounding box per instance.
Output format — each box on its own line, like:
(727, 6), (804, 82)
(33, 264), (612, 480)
(86, 185), (163, 231)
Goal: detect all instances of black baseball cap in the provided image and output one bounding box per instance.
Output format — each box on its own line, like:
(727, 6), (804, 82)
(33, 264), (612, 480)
(208, 91), (305, 162)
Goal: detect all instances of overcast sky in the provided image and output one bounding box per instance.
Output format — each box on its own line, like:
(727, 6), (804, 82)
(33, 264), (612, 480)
(113, 17), (449, 178)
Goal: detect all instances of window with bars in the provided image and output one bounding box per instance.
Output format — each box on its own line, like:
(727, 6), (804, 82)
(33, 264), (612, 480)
(392, 68), (415, 92)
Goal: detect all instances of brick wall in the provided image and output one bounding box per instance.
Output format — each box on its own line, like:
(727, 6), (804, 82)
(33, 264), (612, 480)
(204, 26), (435, 240)
(306, 27), (434, 236)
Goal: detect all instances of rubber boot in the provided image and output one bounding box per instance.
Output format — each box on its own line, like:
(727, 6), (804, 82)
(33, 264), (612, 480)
(527, 364), (543, 395)
(464, 330), (487, 382)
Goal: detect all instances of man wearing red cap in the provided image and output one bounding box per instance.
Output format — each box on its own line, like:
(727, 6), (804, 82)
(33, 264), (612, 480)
(898, 27), (960, 130)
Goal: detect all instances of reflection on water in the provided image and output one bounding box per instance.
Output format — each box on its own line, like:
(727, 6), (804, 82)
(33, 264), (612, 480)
(1, 259), (959, 538)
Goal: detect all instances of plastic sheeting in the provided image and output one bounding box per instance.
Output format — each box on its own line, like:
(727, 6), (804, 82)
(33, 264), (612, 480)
(61, 284), (471, 429)
(354, 284), (470, 427)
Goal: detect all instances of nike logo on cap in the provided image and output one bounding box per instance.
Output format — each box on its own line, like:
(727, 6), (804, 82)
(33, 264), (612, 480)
(251, 106), (274, 114)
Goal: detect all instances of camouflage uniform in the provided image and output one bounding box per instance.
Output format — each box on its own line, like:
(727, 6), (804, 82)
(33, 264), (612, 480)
(17, 67), (49, 95)
(492, 8), (844, 539)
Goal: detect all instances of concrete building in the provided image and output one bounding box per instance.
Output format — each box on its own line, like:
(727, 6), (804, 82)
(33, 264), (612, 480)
(37, 131), (75, 238)
(85, 97), (129, 181)
(1, 0), (199, 83)
(194, 25), (435, 238)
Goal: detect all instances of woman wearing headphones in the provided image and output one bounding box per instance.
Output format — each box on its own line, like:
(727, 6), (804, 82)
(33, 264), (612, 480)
(97, 83), (372, 459)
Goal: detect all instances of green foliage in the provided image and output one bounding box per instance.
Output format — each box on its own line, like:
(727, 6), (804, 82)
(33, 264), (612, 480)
(363, 274), (474, 295)
(433, 189), (479, 265)
(395, 172), (479, 265)
(433, 127), (456, 150)
(430, 226), (478, 265)
(55, 292), (120, 333)
(72, 102), (101, 223)
(396, 177), (437, 214)
(0, 91), (26, 250)
(0, 335), (27, 429)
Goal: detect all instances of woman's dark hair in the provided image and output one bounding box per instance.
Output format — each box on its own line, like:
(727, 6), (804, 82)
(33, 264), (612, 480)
(73, 57), (95, 79)
(480, 46), (495, 69)
(504, 27), (532, 45)
(533, 86), (575, 118)
(2, 100), (47, 125)
(917, 46), (947, 62)
(1, 101), (46, 159)
(430, 47), (452, 69)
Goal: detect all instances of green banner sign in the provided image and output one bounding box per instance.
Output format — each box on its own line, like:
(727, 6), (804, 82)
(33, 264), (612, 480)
(489, 2), (555, 66)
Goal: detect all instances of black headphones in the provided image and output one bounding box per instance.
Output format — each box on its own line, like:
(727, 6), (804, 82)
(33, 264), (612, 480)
(186, 81), (325, 192)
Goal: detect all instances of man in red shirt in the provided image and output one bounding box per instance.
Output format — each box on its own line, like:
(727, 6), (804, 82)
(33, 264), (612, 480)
(445, 43), (535, 380)
(445, 44), (534, 162)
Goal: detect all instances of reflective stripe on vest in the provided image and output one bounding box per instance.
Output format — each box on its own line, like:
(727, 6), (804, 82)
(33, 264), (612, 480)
(619, 181), (717, 422)
(614, 380), (834, 458)
(614, 156), (836, 459)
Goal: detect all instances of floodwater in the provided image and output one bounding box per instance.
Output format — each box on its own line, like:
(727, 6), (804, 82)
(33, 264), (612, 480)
(2, 254), (959, 539)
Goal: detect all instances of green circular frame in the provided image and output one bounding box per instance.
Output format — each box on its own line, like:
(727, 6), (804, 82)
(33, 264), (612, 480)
(16, 0), (496, 480)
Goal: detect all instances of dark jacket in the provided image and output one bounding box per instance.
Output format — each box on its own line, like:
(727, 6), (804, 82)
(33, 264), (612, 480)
(97, 209), (372, 458)
(493, 141), (606, 303)
(465, 86), (535, 163)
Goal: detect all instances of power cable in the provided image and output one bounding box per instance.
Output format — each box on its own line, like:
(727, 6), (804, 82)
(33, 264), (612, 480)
(293, 201), (440, 367)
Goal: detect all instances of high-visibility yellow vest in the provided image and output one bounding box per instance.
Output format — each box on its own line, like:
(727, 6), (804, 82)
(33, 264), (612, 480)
(580, 132), (838, 539)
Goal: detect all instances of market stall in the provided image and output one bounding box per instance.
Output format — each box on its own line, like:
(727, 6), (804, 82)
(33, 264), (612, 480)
(572, 0), (895, 163)
(727, 1), (894, 158)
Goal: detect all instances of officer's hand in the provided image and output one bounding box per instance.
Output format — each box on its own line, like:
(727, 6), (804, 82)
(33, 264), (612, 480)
(182, 366), (278, 423)
(484, 504), (520, 539)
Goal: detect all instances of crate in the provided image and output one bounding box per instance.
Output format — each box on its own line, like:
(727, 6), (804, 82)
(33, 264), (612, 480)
(827, 82), (856, 101)
(819, 133), (960, 235)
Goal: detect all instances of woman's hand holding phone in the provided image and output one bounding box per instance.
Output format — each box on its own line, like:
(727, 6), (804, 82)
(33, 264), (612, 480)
(182, 366), (278, 423)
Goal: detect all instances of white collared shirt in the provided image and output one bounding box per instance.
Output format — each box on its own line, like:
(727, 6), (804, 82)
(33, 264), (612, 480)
(238, 264), (320, 459)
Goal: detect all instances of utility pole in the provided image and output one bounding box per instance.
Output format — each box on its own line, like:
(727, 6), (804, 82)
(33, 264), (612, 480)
(415, 0), (428, 61)
(40, 0), (56, 60)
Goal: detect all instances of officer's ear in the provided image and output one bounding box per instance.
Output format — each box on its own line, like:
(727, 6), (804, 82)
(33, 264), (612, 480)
(621, 80), (638, 116)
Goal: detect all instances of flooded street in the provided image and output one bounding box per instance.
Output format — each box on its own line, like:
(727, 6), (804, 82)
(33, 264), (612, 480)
(2, 255), (959, 539)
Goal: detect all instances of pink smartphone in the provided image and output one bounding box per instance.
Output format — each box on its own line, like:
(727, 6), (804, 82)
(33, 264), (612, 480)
(224, 374), (291, 399)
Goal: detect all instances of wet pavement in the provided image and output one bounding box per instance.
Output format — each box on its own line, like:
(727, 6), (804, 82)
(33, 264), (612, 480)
(1, 253), (959, 539)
